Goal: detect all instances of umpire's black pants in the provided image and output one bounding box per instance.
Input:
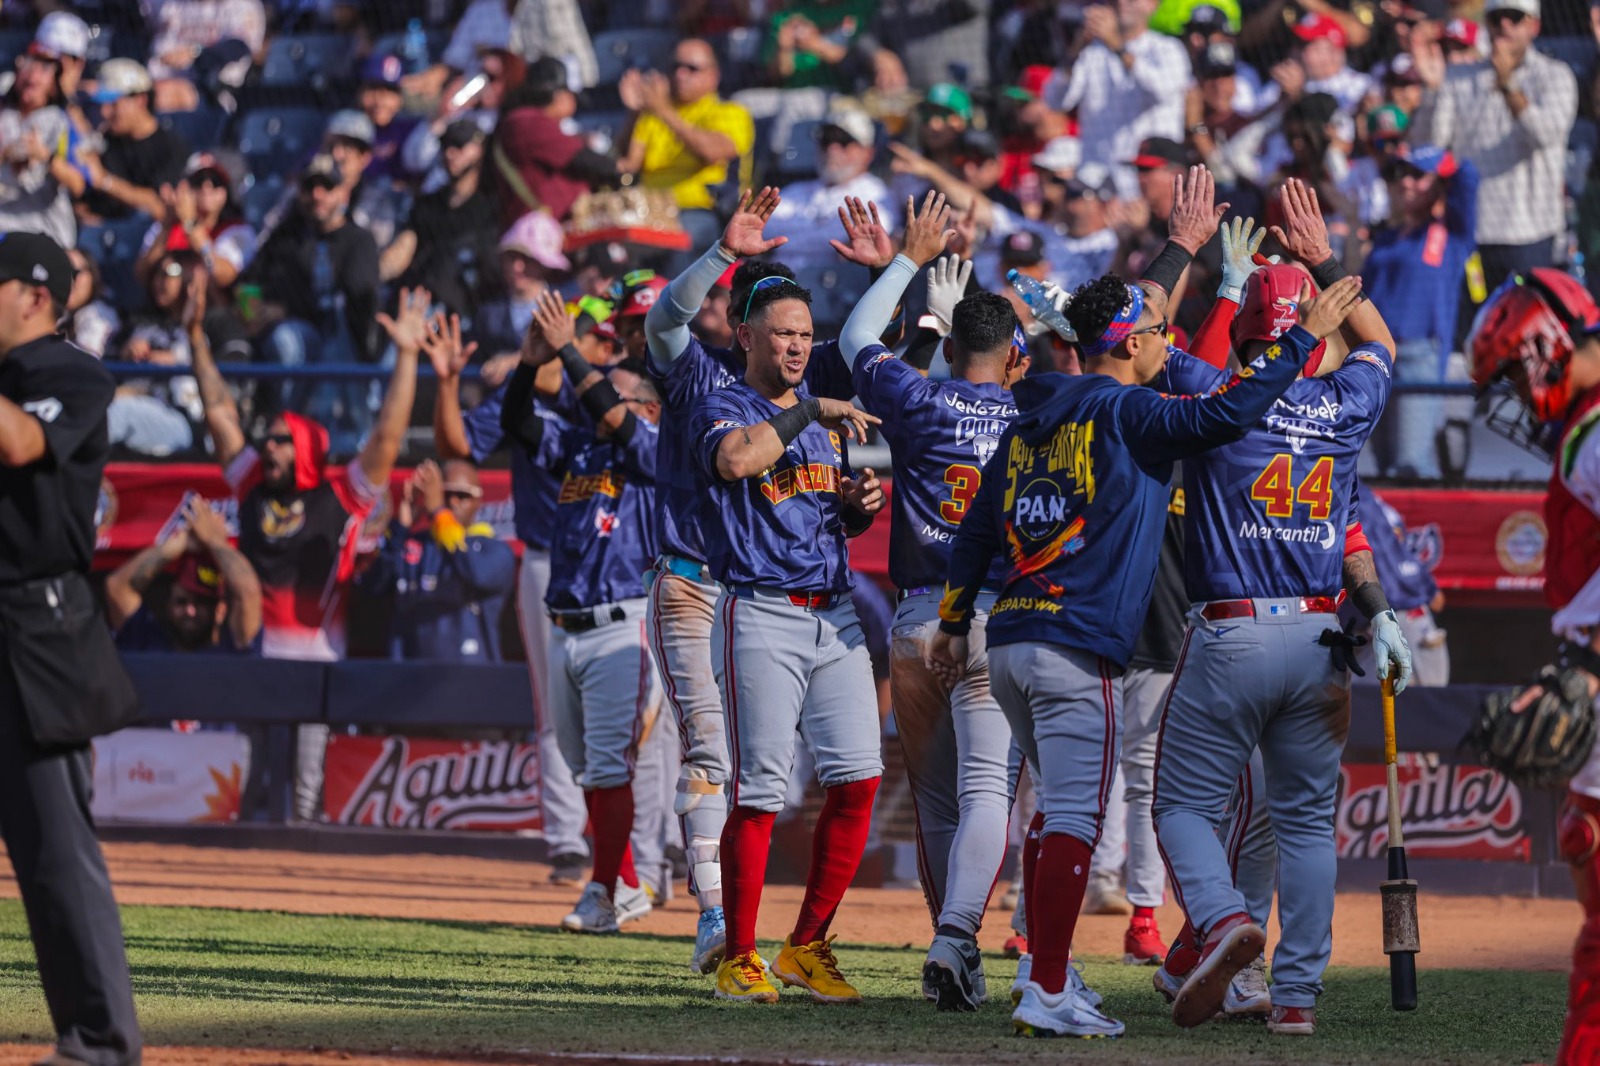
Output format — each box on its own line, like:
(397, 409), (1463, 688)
(0, 644), (140, 1064)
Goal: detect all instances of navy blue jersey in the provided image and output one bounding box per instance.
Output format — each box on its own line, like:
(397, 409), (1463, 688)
(1166, 342), (1394, 601)
(650, 336), (852, 563)
(940, 327), (1317, 668)
(532, 418), (661, 609)
(362, 517), (518, 661)
(463, 381), (575, 550)
(691, 382), (856, 592)
(1362, 487), (1438, 611)
(852, 343), (1017, 592)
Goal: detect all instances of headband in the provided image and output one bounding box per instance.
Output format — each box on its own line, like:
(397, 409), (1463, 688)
(1079, 285), (1145, 358)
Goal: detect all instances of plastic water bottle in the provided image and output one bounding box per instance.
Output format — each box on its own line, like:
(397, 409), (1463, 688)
(1008, 269), (1076, 342)
(401, 18), (430, 76)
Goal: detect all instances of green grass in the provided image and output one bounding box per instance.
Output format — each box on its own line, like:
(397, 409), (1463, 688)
(0, 901), (1564, 1064)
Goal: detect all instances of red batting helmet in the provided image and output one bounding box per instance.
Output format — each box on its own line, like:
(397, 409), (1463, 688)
(1469, 268), (1600, 451)
(1231, 263), (1328, 376)
(617, 275), (669, 317)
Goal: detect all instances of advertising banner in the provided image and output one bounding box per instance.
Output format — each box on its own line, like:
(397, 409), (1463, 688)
(322, 734), (545, 831)
(91, 727), (250, 823)
(1335, 757), (1530, 862)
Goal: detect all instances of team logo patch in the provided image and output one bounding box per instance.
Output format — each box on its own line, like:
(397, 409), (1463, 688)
(1494, 510), (1545, 577)
(594, 508), (619, 537)
(1350, 351), (1392, 377)
(956, 416), (1006, 467)
(23, 397), (62, 423)
(260, 498), (308, 542)
(863, 349), (894, 370)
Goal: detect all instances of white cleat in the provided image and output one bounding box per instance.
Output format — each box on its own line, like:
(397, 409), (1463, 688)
(1012, 980), (1125, 1039)
(1010, 953), (1031, 1006)
(1224, 957), (1272, 1019)
(561, 881), (619, 933)
(613, 881), (653, 926)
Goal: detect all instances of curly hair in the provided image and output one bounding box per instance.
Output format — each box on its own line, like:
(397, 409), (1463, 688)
(951, 292), (1019, 358)
(730, 261), (797, 323)
(1065, 275), (1136, 348)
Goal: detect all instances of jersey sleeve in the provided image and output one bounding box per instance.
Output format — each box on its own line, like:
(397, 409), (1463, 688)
(1157, 347), (1230, 398)
(650, 334), (719, 411)
(690, 390), (747, 484)
(619, 417), (660, 480)
(850, 343), (933, 429)
(804, 339), (857, 402)
(463, 388), (507, 463)
(21, 356), (114, 465)
(1122, 327), (1315, 467)
(525, 414), (570, 474)
(1331, 342), (1395, 424)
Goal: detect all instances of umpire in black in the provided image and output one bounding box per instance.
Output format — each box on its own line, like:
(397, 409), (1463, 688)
(0, 233), (141, 1064)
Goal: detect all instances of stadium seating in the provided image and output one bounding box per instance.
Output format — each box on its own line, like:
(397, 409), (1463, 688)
(233, 106), (329, 178)
(159, 106), (230, 153)
(592, 28), (680, 86)
(258, 32), (353, 92)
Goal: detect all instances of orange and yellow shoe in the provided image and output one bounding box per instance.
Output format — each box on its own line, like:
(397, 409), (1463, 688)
(714, 950), (779, 1003)
(771, 935), (862, 1004)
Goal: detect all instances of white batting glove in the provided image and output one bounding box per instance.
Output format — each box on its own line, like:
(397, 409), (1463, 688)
(1217, 216), (1267, 304)
(925, 254), (974, 336)
(1371, 609), (1415, 695)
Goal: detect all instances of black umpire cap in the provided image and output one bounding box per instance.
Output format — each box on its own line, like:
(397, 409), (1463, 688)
(0, 232), (74, 307)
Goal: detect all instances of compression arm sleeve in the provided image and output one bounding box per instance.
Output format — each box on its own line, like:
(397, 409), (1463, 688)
(840, 254), (918, 370)
(646, 241), (737, 372)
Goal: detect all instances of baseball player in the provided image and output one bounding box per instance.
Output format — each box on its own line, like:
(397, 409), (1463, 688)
(1463, 267), (1600, 1066)
(640, 187), (884, 973)
(504, 290), (665, 934)
(927, 165), (1329, 1041)
(1358, 488), (1449, 685)
(1151, 180), (1414, 1036)
(689, 268), (886, 1005)
(841, 234), (1027, 1010)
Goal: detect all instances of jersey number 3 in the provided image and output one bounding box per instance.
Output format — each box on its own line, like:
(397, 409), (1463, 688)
(941, 464), (982, 523)
(1250, 454), (1334, 520)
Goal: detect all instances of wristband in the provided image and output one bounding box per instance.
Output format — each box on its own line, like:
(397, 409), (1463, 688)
(1350, 580), (1391, 620)
(557, 343), (592, 384)
(1559, 640), (1600, 678)
(1308, 255), (1347, 290)
(1141, 242), (1194, 296)
(769, 398), (820, 446)
(843, 503), (873, 536)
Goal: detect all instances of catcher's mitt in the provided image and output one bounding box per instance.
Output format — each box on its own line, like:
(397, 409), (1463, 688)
(1465, 645), (1598, 789)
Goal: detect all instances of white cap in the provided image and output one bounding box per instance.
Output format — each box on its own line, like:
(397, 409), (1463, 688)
(33, 11), (90, 60)
(1032, 135), (1082, 175)
(325, 109), (377, 147)
(820, 104), (876, 148)
(89, 59), (153, 103)
(1486, 0), (1539, 17)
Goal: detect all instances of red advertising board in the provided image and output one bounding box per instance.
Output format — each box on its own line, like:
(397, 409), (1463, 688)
(1336, 757), (1530, 862)
(322, 735), (545, 831)
(91, 465), (1540, 592)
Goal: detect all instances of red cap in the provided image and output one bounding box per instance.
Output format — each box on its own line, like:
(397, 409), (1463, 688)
(1443, 17), (1479, 48)
(1019, 65), (1054, 100)
(175, 554), (224, 600)
(618, 276), (668, 317)
(715, 261), (739, 290)
(1231, 264), (1329, 377)
(1292, 13), (1347, 49)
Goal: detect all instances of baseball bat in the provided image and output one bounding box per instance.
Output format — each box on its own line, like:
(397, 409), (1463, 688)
(1380, 677), (1420, 1011)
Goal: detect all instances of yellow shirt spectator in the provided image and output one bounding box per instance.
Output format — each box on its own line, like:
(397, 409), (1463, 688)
(632, 94), (754, 211)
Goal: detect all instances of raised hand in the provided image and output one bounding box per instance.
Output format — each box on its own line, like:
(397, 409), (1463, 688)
(531, 289), (576, 351)
(842, 466), (884, 515)
(829, 196), (896, 269)
(926, 629), (968, 687)
(1269, 178), (1333, 266)
(619, 68), (645, 112)
(1271, 57), (1306, 100)
(412, 458), (446, 515)
(376, 286), (435, 353)
(420, 311), (478, 381)
(481, 351), (523, 385)
(182, 269), (208, 334)
(949, 200), (980, 258)
(1218, 216), (1267, 301)
(1297, 275), (1363, 341)
(901, 190), (956, 268)
(816, 397), (882, 443)
(1168, 164), (1229, 255)
(184, 496), (231, 551)
(721, 187), (789, 259)
(639, 70), (673, 115)
(926, 254), (974, 335)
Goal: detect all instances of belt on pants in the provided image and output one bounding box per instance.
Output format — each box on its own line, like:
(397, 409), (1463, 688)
(549, 604), (629, 632)
(1200, 595), (1342, 621)
(1405, 605), (1428, 620)
(728, 583), (837, 609)
(658, 553), (714, 585)
(896, 584), (998, 603)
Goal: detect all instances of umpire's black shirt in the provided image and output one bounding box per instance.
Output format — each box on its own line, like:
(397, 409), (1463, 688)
(0, 335), (115, 581)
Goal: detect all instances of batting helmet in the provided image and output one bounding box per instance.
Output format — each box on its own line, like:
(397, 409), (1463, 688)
(1468, 268), (1600, 452)
(1231, 263), (1328, 377)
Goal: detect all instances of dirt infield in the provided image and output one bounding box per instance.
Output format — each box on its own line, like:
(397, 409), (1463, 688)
(0, 841), (1579, 970)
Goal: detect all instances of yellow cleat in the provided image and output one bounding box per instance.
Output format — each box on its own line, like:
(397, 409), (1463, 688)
(770, 935), (862, 1004)
(714, 950), (779, 1003)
